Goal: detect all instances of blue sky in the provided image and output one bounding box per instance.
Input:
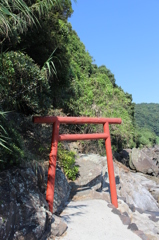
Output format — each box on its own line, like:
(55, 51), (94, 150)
(69, 0), (159, 104)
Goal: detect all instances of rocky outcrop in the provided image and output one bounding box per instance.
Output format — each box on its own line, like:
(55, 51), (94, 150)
(116, 199), (159, 240)
(113, 149), (131, 168)
(69, 154), (110, 201)
(114, 161), (159, 211)
(65, 153), (159, 239)
(69, 154), (159, 211)
(129, 148), (159, 176)
(0, 162), (70, 239)
(1, 150), (159, 239)
(114, 147), (159, 177)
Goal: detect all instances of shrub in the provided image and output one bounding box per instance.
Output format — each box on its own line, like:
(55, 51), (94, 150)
(0, 51), (51, 115)
(135, 127), (156, 148)
(0, 112), (25, 170)
(57, 143), (78, 180)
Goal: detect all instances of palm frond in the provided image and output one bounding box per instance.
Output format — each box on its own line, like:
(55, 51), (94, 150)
(0, 111), (12, 152)
(0, 0), (61, 37)
(43, 48), (58, 77)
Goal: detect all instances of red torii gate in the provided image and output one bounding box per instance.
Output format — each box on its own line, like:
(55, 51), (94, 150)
(33, 116), (122, 213)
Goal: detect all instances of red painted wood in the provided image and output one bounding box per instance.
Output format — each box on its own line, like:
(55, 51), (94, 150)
(46, 120), (60, 213)
(33, 116), (122, 125)
(58, 133), (108, 141)
(33, 115), (121, 211)
(103, 122), (118, 208)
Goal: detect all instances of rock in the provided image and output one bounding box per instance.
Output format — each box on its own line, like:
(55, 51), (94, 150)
(29, 161), (71, 214)
(71, 153), (159, 211)
(111, 208), (121, 216)
(143, 147), (159, 162)
(54, 168), (71, 214)
(129, 148), (159, 176)
(0, 163), (70, 239)
(149, 187), (159, 203)
(113, 149), (132, 168)
(69, 154), (108, 200)
(154, 145), (159, 155)
(120, 214), (131, 225)
(128, 223), (138, 231)
(50, 215), (67, 237)
(117, 199), (159, 239)
(59, 153), (159, 240)
(133, 230), (149, 240)
(129, 156), (136, 170)
(127, 204), (136, 212)
(130, 210), (159, 238)
(114, 164), (159, 211)
(66, 142), (82, 154)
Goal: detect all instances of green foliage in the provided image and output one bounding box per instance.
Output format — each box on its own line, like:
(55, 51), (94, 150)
(134, 103), (159, 147)
(135, 103), (159, 136)
(0, 113), (25, 170)
(57, 29), (136, 150)
(135, 127), (156, 148)
(1, 0), (155, 173)
(0, 111), (11, 154)
(156, 136), (159, 145)
(57, 143), (78, 180)
(0, 0), (75, 172)
(0, 51), (51, 114)
(0, 0), (62, 39)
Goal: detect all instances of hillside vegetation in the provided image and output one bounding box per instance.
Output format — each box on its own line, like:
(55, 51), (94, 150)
(135, 103), (159, 136)
(0, 0), (157, 171)
(135, 103), (159, 145)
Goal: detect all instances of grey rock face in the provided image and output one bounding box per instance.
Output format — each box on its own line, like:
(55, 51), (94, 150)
(70, 153), (159, 211)
(69, 154), (109, 201)
(59, 153), (159, 240)
(54, 168), (71, 214)
(0, 163), (70, 239)
(115, 166), (159, 211)
(114, 149), (132, 168)
(50, 215), (67, 237)
(129, 148), (159, 176)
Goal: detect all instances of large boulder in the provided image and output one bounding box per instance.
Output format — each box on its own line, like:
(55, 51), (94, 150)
(0, 163), (70, 239)
(29, 161), (71, 214)
(54, 168), (71, 213)
(69, 154), (111, 202)
(114, 162), (159, 211)
(71, 154), (159, 211)
(129, 148), (159, 176)
(113, 149), (132, 168)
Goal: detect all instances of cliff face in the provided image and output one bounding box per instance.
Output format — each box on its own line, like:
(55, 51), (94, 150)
(0, 162), (70, 239)
(0, 151), (159, 239)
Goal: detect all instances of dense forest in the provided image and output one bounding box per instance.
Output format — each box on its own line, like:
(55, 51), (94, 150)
(0, 0), (158, 171)
(135, 103), (159, 144)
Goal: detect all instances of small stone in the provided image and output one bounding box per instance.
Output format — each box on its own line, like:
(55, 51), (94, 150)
(136, 208), (144, 214)
(111, 208), (121, 216)
(128, 223), (138, 231)
(148, 215), (158, 222)
(128, 204), (136, 212)
(107, 203), (114, 209)
(51, 215), (67, 236)
(133, 230), (149, 240)
(118, 197), (126, 202)
(120, 215), (131, 225)
(122, 211), (129, 217)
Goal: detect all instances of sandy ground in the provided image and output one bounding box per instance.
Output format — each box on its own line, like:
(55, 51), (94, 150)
(55, 199), (140, 240)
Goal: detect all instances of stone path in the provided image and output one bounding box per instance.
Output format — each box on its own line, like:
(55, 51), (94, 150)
(55, 154), (159, 240)
(55, 199), (141, 240)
